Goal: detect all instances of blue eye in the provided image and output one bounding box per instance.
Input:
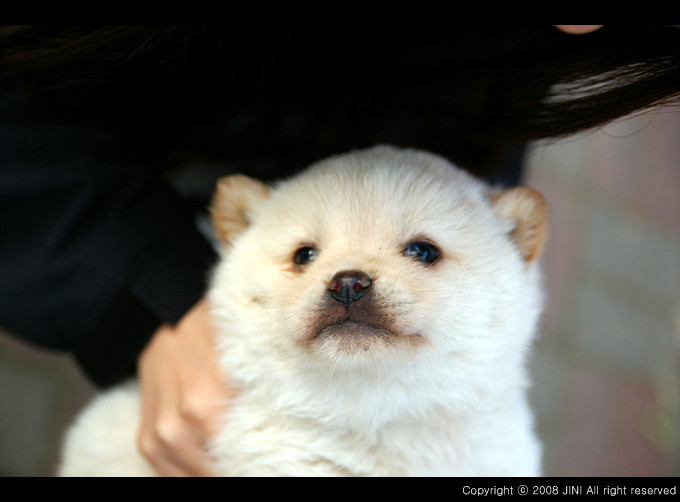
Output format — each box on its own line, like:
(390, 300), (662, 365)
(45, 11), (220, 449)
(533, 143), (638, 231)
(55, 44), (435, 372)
(404, 241), (441, 265)
(293, 246), (318, 265)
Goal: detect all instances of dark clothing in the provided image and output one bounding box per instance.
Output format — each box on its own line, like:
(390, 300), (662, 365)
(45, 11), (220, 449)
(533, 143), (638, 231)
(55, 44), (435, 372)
(0, 28), (524, 387)
(0, 76), (216, 387)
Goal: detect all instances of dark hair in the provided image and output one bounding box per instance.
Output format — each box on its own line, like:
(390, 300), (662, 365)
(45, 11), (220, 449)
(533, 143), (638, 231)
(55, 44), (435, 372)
(3, 26), (679, 174)
(0, 26), (197, 79)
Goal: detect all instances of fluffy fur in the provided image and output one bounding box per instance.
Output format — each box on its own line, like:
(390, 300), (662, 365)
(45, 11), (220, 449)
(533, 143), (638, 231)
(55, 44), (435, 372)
(59, 146), (547, 476)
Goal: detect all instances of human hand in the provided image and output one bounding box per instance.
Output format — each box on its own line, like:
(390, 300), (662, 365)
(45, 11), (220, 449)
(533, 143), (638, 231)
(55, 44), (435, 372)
(137, 297), (230, 476)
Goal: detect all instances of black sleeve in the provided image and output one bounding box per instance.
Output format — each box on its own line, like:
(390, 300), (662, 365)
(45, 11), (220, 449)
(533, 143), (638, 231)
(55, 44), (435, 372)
(0, 84), (217, 388)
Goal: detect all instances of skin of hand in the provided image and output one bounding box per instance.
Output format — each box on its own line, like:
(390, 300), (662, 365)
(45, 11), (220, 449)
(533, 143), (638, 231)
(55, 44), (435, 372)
(554, 25), (603, 34)
(137, 297), (231, 476)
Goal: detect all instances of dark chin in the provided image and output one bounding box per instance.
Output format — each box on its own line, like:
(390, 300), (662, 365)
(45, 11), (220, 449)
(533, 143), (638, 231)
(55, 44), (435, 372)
(318, 320), (392, 344)
(309, 320), (426, 356)
(325, 319), (390, 335)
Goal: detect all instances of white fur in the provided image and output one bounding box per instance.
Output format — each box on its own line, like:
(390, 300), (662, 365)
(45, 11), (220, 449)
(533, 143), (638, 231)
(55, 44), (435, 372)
(59, 146), (544, 476)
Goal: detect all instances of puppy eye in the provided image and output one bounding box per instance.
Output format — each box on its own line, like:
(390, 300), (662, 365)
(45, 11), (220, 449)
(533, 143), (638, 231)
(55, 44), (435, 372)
(404, 241), (441, 265)
(293, 246), (318, 266)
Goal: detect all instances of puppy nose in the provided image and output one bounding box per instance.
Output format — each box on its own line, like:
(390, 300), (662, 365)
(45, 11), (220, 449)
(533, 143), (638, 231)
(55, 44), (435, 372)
(328, 270), (372, 304)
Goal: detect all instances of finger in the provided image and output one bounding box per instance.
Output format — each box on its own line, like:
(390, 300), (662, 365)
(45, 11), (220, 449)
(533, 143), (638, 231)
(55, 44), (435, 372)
(177, 371), (228, 437)
(139, 406), (217, 477)
(153, 437), (216, 477)
(140, 437), (215, 477)
(554, 25), (603, 35)
(148, 368), (222, 476)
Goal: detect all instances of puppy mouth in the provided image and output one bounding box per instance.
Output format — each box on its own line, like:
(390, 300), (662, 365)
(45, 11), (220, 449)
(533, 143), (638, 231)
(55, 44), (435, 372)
(319, 318), (393, 340)
(302, 300), (425, 353)
(311, 319), (397, 353)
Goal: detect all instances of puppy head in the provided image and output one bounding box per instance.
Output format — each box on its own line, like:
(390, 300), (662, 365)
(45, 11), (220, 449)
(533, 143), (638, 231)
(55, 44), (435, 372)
(209, 146), (547, 404)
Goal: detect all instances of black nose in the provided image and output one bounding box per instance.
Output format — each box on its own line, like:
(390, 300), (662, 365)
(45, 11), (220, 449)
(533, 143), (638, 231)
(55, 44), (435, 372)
(328, 270), (372, 304)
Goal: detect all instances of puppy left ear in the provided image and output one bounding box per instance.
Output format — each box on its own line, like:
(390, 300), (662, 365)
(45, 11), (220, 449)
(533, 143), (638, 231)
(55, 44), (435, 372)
(211, 175), (271, 245)
(491, 186), (548, 265)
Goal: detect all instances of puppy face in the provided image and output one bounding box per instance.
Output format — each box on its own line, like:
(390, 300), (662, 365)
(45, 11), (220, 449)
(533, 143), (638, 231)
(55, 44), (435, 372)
(209, 147), (546, 397)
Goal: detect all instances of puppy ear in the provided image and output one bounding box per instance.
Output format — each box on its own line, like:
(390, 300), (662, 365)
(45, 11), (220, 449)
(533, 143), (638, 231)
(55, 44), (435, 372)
(211, 175), (271, 245)
(491, 186), (548, 264)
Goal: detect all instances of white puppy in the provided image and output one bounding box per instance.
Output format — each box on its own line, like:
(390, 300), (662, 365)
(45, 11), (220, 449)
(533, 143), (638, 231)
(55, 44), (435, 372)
(59, 146), (547, 476)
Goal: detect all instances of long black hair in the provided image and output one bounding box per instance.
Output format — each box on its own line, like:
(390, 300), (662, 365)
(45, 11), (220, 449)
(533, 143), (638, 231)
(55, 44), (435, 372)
(2, 26), (679, 177)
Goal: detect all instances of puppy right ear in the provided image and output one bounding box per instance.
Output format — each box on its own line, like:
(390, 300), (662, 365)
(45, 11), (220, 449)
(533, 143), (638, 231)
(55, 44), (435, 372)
(211, 175), (271, 245)
(491, 186), (548, 265)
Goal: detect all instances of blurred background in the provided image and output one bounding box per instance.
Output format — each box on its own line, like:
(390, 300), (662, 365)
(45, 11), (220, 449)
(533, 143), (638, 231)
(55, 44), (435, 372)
(1, 106), (678, 477)
(527, 106), (679, 476)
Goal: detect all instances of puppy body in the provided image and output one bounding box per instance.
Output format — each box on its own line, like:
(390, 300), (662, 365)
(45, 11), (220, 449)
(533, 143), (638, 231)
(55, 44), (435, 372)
(59, 146), (546, 476)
